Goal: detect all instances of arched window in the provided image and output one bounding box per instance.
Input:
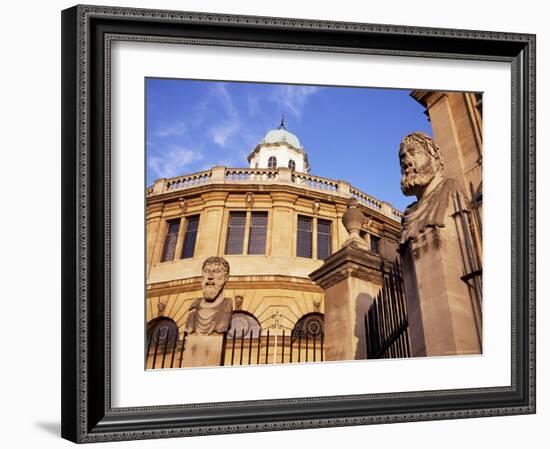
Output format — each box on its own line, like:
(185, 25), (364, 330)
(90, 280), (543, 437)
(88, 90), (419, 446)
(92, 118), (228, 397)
(227, 311), (262, 339)
(288, 159), (296, 171)
(291, 312), (324, 342)
(147, 317), (179, 346)
(267, 156), (277, 169)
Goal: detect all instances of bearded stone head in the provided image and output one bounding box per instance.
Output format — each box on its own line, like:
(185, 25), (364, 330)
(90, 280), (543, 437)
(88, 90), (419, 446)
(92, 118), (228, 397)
(399, 132), (444, 198)
(201, 257), (230, 301)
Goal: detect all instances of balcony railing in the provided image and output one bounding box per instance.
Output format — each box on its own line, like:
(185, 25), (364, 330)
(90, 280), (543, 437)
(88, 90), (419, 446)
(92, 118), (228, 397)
(225, 168), (279, 182)
(147, 166), (402, 222)
(292, 172), (339, 193)
(164, 170), (212, 191)
(350, 187), (382, 211)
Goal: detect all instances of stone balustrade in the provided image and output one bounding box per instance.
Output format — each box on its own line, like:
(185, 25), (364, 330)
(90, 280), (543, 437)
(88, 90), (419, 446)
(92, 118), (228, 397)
(164, 171), (212, 192)
(350, 187), (383, 211)
(225, 167), (279, 183)
(292, 172), (339, 193)
(391, 208), (404, 220)
(147, 167), (402, 222)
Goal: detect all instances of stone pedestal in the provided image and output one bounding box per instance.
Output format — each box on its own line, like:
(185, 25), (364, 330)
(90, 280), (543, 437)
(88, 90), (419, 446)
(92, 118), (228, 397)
(400, 220), (481, 357)
(181, 334), (225, 368)
(309, 240), (384, 361)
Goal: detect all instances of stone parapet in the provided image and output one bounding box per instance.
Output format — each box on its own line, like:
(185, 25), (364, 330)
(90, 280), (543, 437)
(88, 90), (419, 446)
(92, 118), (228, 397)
(147, 167), (403, 222)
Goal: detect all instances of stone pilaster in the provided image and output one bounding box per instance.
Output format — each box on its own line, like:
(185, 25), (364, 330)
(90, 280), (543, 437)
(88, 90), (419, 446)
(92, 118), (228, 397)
(195, 191), (228, 257)
(270, 192), (297, 258)
(146, 203), (164, 275)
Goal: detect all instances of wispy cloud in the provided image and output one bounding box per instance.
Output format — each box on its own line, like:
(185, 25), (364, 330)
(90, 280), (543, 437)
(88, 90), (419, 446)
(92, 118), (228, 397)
(154, 120), (187, 138)
(148, 146), (203, 179)
(247, 93), (260, 116)
(210, 119), (240, 146)
(270, 85), (322, 119)
(208, 83), (241, 147)
(212, 83), (237, 116)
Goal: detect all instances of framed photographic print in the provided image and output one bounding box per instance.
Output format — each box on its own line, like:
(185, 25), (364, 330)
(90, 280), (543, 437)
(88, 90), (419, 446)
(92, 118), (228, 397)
(61, 4), (536, 443)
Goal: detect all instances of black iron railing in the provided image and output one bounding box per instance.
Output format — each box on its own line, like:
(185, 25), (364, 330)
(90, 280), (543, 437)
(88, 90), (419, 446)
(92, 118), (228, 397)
(456, 187), (483, 341)
(146, 332), (186, 369)
(223, 329), (324, 366)
(365, 261), (411, 359)
(146, 328), (325, 369)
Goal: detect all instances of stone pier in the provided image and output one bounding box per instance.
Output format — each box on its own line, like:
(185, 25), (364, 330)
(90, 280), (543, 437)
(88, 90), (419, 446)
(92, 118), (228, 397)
(309, 240), (384, 361)
(400, 221), (481, 357)
(397, 132), (482, 357)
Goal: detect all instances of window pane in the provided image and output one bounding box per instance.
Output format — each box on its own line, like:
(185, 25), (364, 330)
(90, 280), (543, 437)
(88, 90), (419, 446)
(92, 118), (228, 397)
(317, 219), (332, 260)
(248, 212), (268, 255)
(297, 215), (312, 258)
(370, 235), (380, 254)
(181, 215), (200, 259)
(268, 156), (277, 169)
(225, 212), (247, 255)
(161, 220), (180, 262)
(288, 159), (296, 171)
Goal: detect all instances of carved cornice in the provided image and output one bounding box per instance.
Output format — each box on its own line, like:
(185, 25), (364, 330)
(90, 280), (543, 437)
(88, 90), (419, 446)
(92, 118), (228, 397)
(147, 275), (323, 297)
(146, 202), (164, 216)
(270, 191), (300, 205)
(147, 183), (401, 227)
(309, 240), (387, 289)
(410, 90), (447, 108)
(200, 191), (229, 206)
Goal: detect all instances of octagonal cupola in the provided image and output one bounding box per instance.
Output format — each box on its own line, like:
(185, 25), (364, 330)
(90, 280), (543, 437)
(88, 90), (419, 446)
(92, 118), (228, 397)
(247, 117), (310, 173)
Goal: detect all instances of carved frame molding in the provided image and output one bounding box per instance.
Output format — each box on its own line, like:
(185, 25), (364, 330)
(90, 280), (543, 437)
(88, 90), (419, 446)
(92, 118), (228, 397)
(61, 4), (535, 443)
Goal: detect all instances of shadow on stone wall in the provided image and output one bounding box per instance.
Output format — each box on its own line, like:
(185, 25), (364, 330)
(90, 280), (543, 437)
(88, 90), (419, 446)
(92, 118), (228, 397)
(354, 292), (373, 360)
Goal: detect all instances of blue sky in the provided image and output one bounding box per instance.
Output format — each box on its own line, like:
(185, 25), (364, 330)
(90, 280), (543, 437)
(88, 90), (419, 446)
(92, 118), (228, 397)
(146, 79), (432, 211)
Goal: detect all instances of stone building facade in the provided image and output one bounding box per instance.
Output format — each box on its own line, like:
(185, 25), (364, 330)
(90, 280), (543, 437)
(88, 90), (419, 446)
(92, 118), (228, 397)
(146, 122), (403, 366)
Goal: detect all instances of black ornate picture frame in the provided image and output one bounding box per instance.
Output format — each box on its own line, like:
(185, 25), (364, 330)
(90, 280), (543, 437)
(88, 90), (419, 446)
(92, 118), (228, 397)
(61, 4), (536, 443)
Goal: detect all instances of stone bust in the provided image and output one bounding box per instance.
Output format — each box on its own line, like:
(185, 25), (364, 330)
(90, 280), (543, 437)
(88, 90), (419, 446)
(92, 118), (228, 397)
(184, 257), (233, 335)
(398, 132), (465, 245)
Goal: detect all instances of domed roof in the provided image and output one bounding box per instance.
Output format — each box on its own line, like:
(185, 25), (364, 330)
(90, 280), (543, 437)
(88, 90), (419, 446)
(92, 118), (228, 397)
(261, 118), (302, 149)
